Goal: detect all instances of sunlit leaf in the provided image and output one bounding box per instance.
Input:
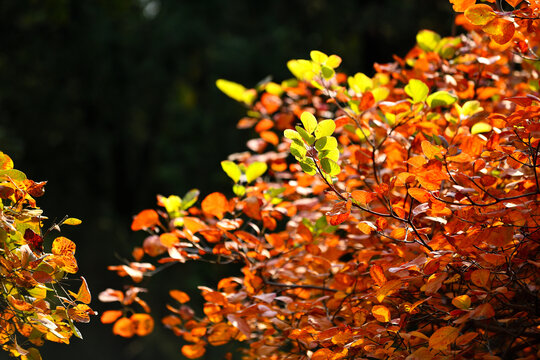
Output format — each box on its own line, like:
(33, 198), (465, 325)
(452, 294), (471, 309)
(300, 111), (317, 135)
(131, 209), (160, 231)
(465, 4), (496, 25)
(427, 91), (457, 107)
(181, 343), (206, 359)
(405, 79), (429, 103)
(201, 192), (229, 220)
(320, 158), (340, 176)
(245, 162), (267, 183)
(63, 218), (82, 226)
(112, 317), (134, 338)
(470, 122), (492, 134)
(372, 305), (391, 322)
(314, 119), (336, 139)
(101, 310), (123, 324)
(416, 30), (441, 52)
(483, 17), (515, 45)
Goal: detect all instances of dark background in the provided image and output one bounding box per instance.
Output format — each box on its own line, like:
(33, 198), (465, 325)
(0, 1), (454, 359)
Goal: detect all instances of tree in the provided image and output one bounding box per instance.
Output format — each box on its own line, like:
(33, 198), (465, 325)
(102, 1), (540, 359)
(0, 152), (94, 360)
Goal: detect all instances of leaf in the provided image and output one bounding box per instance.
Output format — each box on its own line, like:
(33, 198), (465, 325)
(290, 140), (307, 159)
(299, 158), (317, 175)
(429, 326), (459, 350)
(351, 190), (375, 206)
(284, 129), (303, 142)
(326, 200), (351, 226)
(320, 158), (340, 176)
(245, 162), (267, 183)
(421, 140), (443, 160)
(74, 277), (91, 304)
(216, 79), (254, 105)
(300, 111), (317, 135)
(375, 279), (402, 303)
(483, 17), (515, 45)
(370, 265), (387, 287)
(372, 305), (391, 322)
(287, 59), (314, 80)
(321, 65), (335, 80)
(314, 119), (336, 139)
(63, 218), (82, 226)
(408, 188), (431, 203)
(315, 136), (338, 152)
(131, 209), (160, 231)
(465, 4), (496, 25)
(416, 30), (441, 52)
(181, 189), (200, 210)
(201, 192), (229, 219)
(131, 313), (154, 336)
(427, 91), (457, 107)
(449, 0), (476, 12)
(112, 317), (135, 338)
(405, 79), (429, 103)
(101, 310), (123, 324)
(181, 343), (206, 359)
(452, 295), (471, 309)
(470, 269), (490, 288)
(470, 122), (492, 134)
(310, 50), (328, 64)
(311, 348), (334, 360)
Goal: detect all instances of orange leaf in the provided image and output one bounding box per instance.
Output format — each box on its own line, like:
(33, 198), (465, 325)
(131, 209), (160, 231)
(159, 233), (179, 247)
(452, 295), (471, 309)
(421, 140), (443, 160)
(357, 221), (376, 234)
(181, 343), (206, 359)
(465, 4), (496, 25)
(101, 310), (123, 324)
(260, 130), (280, 145)
(471, 303), (495, 319)
(470, 269), (490, 288)
(408, 188), (431, 203)
(429, 326), (459, 350)
(311, 348), (334, 360)
(483, 17), (515, 45)
(449, 0), (476, 12)
(242, 196), (262, 220)
(456, 332), (478, 346)
(375, 279), (402, 303)
(131, 313), (154, 336)
(113, 317), (135, 338)
(52, 236), (76, 256)
(202, 192), (229, 220)
(74, 276), (92, 304)
(183, 217), (208, 234)
(370, 265), (387, 287)
(170, 289), (190, 303)
(372, 305), (391, 322)
(326, 200), (351, 226)
(351, 190), (375, 206)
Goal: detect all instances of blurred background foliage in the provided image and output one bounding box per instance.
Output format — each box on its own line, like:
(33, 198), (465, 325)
(0, 0), (453, 359)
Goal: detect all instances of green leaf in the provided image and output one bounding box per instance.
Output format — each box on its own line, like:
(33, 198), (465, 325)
(290, 140), (307, 159)
(321, 158), (340, 176)
(314, 119), (336, 139)
(221, 160), (242, 183)
(0, 169), (26, 182)
(427, 91), (457, 107)
(296, 126), (315, 145)
(471, 122), (493, 135)
(299, 158), (317, 175)
(405, 79), (429, 103)
(233, 184), (246, 197)
(300, 112), (318, 135)
(310, 50), (328, 64)
(459, 100), (484, 117)
(321, 65), (335, 80)
(319, 148), (340, 162)
(315, 136), (338, 152)
(245, 162), (268, 183)
(355, 127), (371, 141)
(216, 79), (248, 103)
(416, 30), (441, 52)
(284, 129), (303, 142)
(181, 189), (200, 210)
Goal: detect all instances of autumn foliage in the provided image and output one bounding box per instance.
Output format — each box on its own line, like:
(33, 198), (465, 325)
(0, 152), (94, 359)
(103, 1), (540, 359)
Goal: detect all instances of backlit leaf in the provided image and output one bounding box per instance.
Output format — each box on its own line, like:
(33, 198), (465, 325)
(113, 317), (135, 338)
(63, 218), (82, 226)
(101, 310), (123, 324)
(300, 111), (317, 135)
(216, 79), (254, 105)
(465, 4), (496, 25)
(452, 295), (471, 309)
(245, 161), (267, 183)
(221, 161), (242, 183)
(470, 269), (490, 288)
(427, 91), (457, 107)
(201, 192), (229, 219)
(416, 30), (441, 52)
(470, 122), (492, 134)
(449, 0), (475, 12)
(314, 119), (336, 139)
(320, 158), (340, 176)
(372, 305), (391, 322)
(483, 17), (515, 45)
(370, 265), (387, 287)
(131, 313), (154, 336)
(131, 209), (160, 231)
(421, 140), (443, 160)
(405, 79), (429, 103)
(181, 343), (206, 359)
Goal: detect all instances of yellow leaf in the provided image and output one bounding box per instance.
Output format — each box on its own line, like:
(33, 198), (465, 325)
(63, 218), (82, 226)
(372, 305), (391, 322)
(452, 294), (471, 309)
